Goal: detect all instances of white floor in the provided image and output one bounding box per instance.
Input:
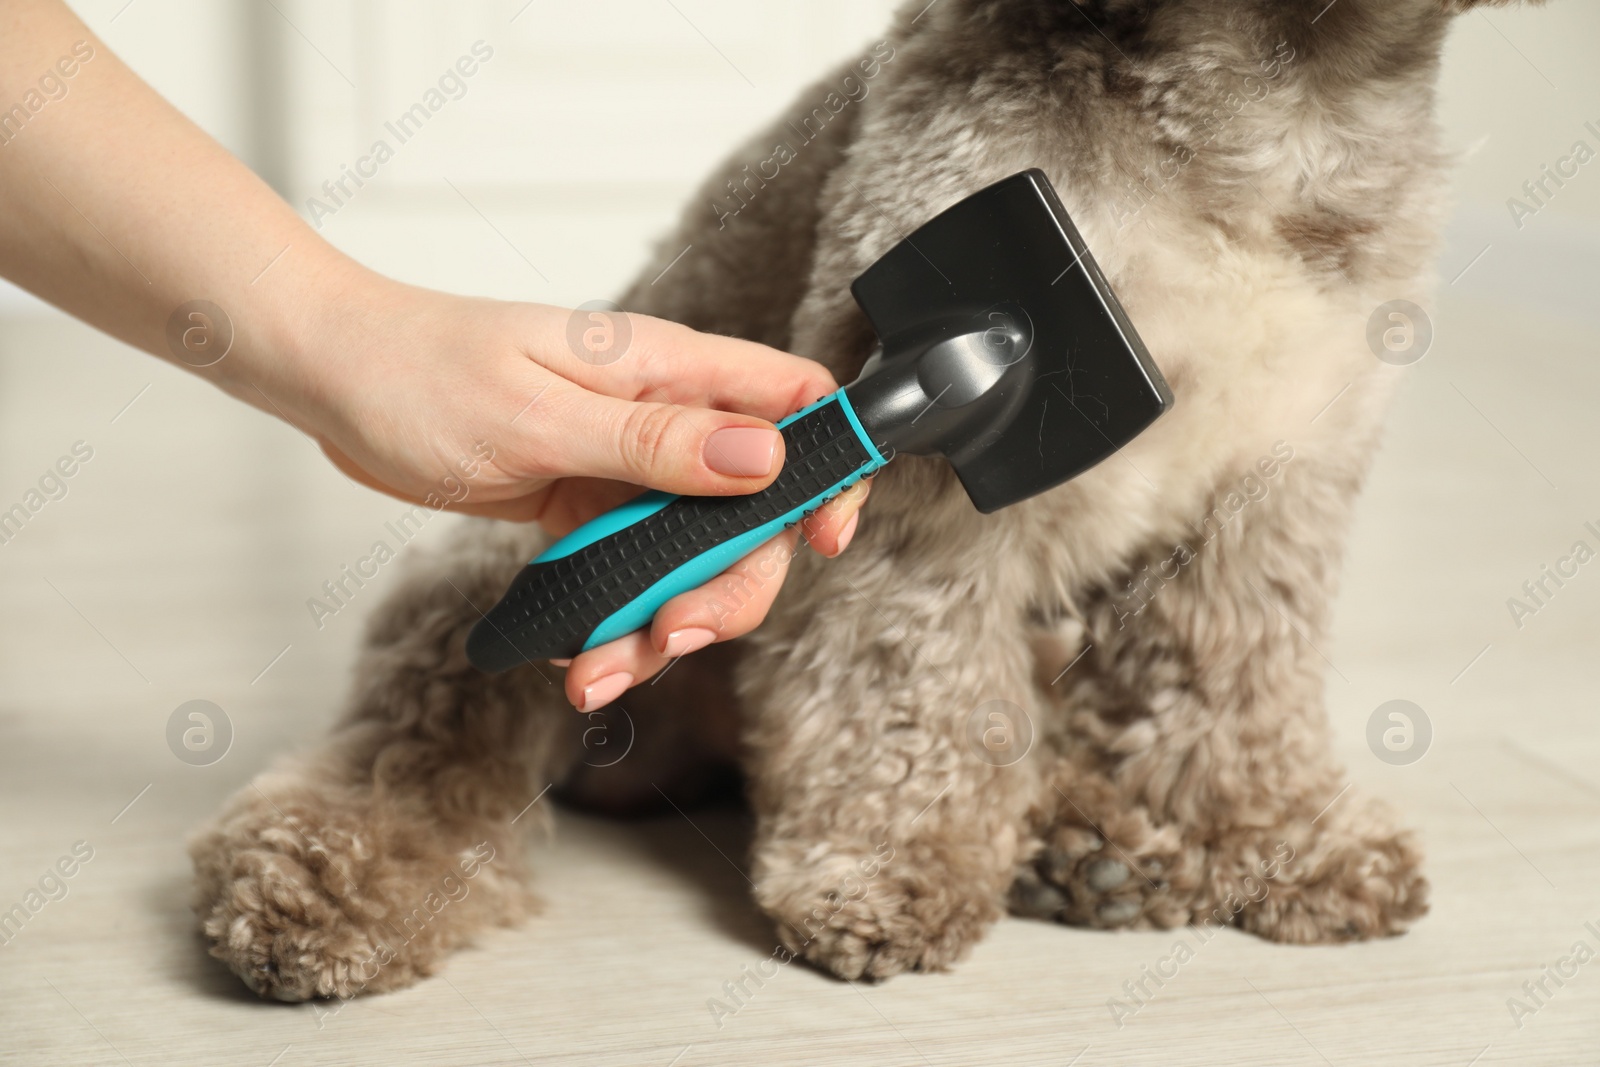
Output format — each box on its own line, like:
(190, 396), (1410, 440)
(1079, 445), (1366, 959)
(2, 273), (1600, 1065)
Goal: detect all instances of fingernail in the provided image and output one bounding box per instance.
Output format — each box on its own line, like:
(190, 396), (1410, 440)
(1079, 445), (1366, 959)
(835, 512), (860, 555)
(662, 627), (717, 658)
(579, 672), (632, 712)
(551, 658), (572, 668)
(705, 427), (780, 478)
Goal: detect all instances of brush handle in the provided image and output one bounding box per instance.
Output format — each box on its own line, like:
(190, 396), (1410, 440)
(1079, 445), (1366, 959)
(466, 392), (888, 672)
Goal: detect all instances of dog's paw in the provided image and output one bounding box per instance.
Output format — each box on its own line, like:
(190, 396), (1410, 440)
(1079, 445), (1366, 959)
(188, 775), (527, 1002)
(192, 826), (389, 1001)
(1234, 812), (1429, 944)
(755, 845), (1001, 981)
(1011, 820), (1194, 931)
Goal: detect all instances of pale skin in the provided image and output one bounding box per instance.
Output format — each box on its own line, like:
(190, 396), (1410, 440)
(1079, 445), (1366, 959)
(0, 0), (866, 712)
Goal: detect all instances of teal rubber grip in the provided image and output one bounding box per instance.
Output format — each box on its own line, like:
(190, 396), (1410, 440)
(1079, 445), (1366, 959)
(465, 391), (888, 672)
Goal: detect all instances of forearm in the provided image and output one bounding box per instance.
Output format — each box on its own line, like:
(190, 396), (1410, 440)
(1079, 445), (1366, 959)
(0, 0), (369, 427)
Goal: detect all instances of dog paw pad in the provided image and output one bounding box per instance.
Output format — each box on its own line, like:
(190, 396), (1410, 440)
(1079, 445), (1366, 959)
(1085, 858), (1130, 892)
(1007, 868), (1070, 919)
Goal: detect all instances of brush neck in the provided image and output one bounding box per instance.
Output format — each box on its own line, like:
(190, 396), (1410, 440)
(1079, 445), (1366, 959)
(844, 305), (1034, 459)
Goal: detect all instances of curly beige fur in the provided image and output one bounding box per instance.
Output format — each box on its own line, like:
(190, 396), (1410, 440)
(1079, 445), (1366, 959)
(190, 0), (1530, 999)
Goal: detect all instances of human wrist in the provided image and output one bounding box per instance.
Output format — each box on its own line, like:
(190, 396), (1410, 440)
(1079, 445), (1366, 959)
(213, 242), (396, 440)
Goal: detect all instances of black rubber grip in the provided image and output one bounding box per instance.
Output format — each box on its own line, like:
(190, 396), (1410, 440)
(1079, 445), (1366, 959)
(466, 397), (882, 671)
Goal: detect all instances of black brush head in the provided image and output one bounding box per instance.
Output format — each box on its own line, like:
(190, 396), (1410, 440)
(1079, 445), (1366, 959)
(848, 170), (1172, 514)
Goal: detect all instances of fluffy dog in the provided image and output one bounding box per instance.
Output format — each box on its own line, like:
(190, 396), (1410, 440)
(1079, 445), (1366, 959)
(191, 0), (1523, 999)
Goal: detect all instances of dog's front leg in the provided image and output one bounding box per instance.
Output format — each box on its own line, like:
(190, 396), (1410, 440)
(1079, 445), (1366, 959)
(738, 469), (1039, 980)
(188, 522), (579, 1001)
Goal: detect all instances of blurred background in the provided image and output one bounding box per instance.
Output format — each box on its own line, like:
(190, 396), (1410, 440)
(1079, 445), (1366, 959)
(3, 0), (1596, 313)
(3, 3), (1599, 1065)
(0, 0), (908, 313)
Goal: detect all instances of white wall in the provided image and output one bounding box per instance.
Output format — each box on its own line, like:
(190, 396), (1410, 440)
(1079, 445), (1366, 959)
(261, 0), (902, 306)
(1441, 3), (1600, 225)
(1437, 3), (1600, 327)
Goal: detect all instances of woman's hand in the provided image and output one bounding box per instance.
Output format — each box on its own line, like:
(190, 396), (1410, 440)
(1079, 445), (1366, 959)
(282, 273), (869, 710)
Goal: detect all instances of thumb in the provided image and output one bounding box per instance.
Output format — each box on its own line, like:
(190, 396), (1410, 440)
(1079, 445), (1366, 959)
(535, 390), (788, 498)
